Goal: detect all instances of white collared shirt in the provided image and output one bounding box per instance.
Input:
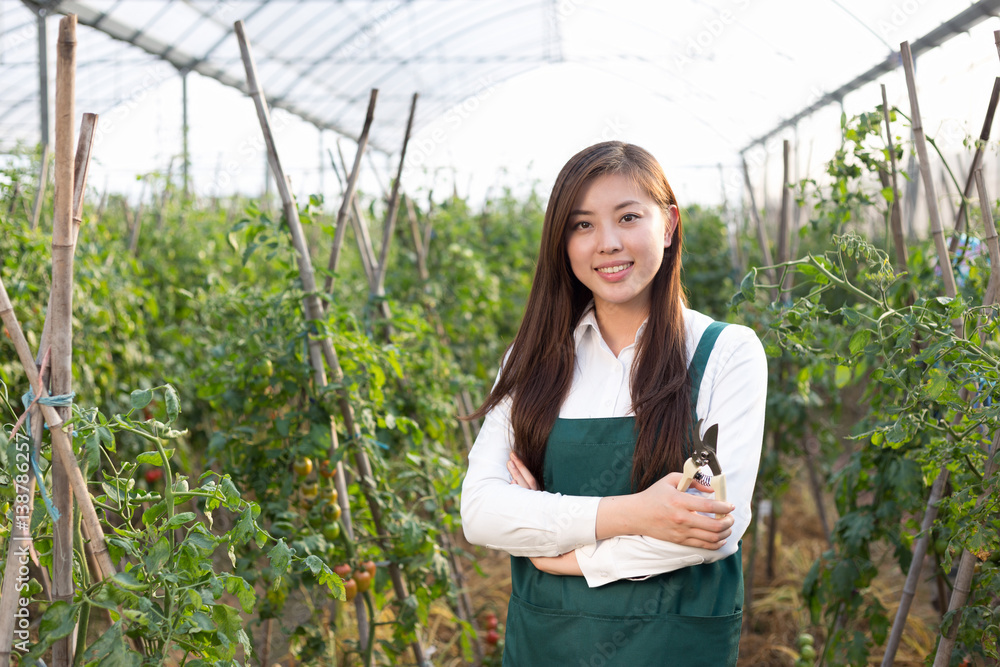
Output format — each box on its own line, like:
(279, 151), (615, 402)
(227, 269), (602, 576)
(460, 306), (767, 587)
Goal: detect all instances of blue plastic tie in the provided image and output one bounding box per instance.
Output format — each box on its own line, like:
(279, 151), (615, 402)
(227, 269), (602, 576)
(21, 387), (76, 524)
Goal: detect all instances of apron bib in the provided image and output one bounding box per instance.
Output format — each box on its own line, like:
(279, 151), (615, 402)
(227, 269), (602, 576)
(503, 321), (743, 667)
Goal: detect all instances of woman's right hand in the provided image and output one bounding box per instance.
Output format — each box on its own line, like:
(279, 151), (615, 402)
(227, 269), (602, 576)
(595, 472), (735, 549)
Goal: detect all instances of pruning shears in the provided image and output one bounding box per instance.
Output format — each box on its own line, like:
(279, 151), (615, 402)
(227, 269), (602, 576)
(676, 420), (727, 518)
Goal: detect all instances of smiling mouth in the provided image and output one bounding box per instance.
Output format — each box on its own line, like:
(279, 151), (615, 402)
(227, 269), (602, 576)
(596, 263), (633, 275)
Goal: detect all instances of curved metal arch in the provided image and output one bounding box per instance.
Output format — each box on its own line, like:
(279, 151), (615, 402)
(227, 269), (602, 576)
(335, 0), (548, 107)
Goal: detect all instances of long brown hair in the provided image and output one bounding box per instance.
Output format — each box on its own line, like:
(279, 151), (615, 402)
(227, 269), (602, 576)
(471, 141), (690, 492)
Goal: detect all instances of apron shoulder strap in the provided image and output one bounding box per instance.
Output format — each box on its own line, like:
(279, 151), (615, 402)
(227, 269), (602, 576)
(688, 320), (729, 422)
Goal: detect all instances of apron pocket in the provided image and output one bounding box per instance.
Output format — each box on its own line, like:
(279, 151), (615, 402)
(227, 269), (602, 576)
(503, 593), (742, 667)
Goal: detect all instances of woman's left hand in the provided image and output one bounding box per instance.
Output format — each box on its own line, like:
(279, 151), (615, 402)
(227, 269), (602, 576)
(530, 551), (583, 576)
(507, 451), (539, 490)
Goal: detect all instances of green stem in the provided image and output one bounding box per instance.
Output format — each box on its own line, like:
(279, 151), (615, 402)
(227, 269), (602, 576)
(363, 591), (376, 667)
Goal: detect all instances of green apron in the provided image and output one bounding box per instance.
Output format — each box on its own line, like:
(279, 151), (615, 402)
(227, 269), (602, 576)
(504, 322), (743, 666)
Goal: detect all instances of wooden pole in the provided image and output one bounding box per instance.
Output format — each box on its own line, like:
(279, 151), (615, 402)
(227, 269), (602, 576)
(948, 78), (1000, 254)
(30, 143), (51, 231)
(777, 140), (791, 267)
(234, 21), (396, 655)
(0, 281), (116, 582)
(740, 156), (777, 293)
(373, 93), (419, 300)
(900, 40), (957, 299)
(49, 16), (76, 666)
(932, 173), (1000, 665)
(334, 143), (378, 285)
(881, 84), (908, 272)
(324, 89), (377, 295)
(882, 43), (971, 667)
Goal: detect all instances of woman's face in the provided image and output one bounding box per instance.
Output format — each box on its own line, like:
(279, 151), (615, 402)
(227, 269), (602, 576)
(565, 173), (678, 320)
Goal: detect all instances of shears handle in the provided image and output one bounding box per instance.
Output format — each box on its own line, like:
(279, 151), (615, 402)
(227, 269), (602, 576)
(677, 458), (700, 492)
(678, 464), (729, 520)
(713, 474), (728, 519)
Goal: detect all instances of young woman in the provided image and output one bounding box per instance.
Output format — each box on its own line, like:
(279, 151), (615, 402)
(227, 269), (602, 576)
(461, 141), (766, 666)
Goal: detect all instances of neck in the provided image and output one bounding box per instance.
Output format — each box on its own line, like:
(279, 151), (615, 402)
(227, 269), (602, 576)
(594, 303), (648, 357)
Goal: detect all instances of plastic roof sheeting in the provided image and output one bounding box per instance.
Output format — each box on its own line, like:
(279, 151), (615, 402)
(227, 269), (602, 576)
(2, 0), (557, 152)
(1, 1), (999, 203)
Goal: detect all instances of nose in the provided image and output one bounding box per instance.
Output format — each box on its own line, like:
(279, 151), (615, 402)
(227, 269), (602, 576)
(597, 223), (622, 254)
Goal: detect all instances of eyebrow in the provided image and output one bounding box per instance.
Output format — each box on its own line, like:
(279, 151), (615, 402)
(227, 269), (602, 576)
(569, 200), (646, 216)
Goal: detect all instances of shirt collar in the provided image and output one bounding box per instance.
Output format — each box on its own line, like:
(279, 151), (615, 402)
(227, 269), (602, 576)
(572, 301), (649, 352)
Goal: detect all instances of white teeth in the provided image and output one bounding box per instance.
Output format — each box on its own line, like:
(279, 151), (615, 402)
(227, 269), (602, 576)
(597, 263), (631, 274)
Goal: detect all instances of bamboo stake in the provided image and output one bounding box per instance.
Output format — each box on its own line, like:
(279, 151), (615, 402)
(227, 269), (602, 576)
(233, 20), (377, 653)
(30, 143), (50, 230)
(405, 195), (429, 283)
(881, 84), (909, 272)
(740, 155), (777, 293)
(883, 44), (971, 667)
(932, 171), (1000, 662)
(900, 41), (957, 300)
(0, 281), (116, 583)
(0, 115), (100, 665)
(777, 140), (791, 268)
(334, 143), (378, 284)
(324, 89), (377, 295)
(373, 93), (418, 300)
(50, 17), (77, 666)
(948, 78), (1000, 254)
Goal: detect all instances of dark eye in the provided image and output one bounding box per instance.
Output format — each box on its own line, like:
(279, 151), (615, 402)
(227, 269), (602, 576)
(572, 221), (592, 230)
(621, 214), (638, 223)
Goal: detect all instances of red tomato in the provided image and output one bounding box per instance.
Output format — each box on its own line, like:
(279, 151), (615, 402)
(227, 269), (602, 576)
(485, 629), (500, 646)
(353, 570), (372, 593)
(144, 468), (163, 484)
(343, 578), (357, 602)
(333, 563), (352, 578)
(484, 612), (498, 631)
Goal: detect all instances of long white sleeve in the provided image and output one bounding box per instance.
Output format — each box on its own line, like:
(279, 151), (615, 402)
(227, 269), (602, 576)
(575, 324), (767, 587)
(460, 393), (603, 556)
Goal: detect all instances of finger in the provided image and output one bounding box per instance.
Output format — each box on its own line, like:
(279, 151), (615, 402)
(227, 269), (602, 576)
(690, 479), (714, 493)
(509, 453), (539, 490)
(677, 512), (735, 535)
(507, 459), (526, 487)
(683, 494), (735, 517)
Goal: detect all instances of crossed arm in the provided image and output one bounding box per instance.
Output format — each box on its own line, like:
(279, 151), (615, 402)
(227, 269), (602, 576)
(506, 452), (732, 576)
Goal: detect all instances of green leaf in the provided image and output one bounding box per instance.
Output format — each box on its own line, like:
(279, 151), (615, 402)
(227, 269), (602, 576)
(142, 501), (167, 525)
(39, 601), (78, 641)
(136, 449), (173, 466)
(740, 268), (757, 302)
(84, 620), (123, 662)
(130, 389), (153, 410)
(224, 575), (257, 614)
(841, 308), (861, 327)
(144, 536), (171, 573)
(923, 369), (948, 400)
(834, 365), (852, 389)
(164, 384), (180, 423)
(848, 329), (871, 356)
(165, 511), (197, 528)
(112, 571), (148, 592)
(267, 539), (293, 580)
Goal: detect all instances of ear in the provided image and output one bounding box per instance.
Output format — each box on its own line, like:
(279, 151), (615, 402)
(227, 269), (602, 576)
(663, 205), (679, 248)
